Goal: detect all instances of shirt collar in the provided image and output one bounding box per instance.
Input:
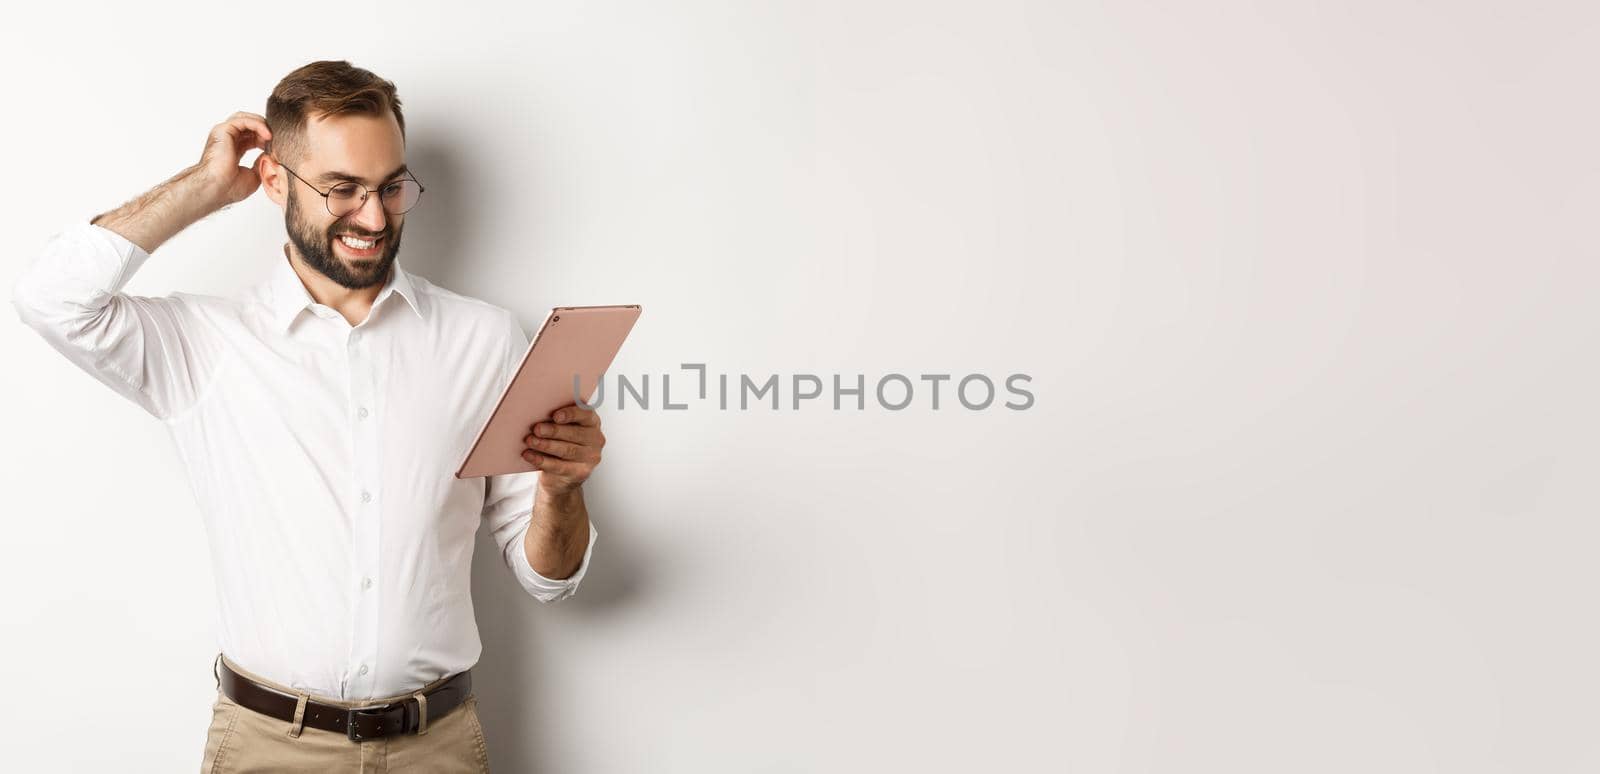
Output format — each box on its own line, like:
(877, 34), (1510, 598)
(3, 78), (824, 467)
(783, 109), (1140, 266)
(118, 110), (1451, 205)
(268, 246), (426, 332)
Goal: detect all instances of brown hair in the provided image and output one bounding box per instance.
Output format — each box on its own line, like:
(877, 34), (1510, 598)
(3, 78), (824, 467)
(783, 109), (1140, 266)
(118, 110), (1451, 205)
(266, 60), (405, 165)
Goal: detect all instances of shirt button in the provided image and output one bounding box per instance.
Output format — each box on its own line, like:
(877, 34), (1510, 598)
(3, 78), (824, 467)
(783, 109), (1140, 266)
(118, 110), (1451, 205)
(358, 664), (369, 676)
(358, 407), (369, 419)
(361, 576), (372, 590)
(361, 490), (372, 503)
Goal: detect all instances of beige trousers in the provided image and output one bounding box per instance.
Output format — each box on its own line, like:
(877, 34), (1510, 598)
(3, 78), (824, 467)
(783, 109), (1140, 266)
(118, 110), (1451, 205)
(200, 654), (491, 773)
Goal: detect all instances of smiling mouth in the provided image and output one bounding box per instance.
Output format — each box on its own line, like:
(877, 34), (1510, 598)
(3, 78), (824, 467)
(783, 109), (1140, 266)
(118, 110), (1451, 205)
(335, 233), (384, 258)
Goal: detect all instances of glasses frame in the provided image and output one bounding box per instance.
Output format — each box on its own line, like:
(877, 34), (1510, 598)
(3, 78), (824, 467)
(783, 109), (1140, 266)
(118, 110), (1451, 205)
(273, 157), (426, 218)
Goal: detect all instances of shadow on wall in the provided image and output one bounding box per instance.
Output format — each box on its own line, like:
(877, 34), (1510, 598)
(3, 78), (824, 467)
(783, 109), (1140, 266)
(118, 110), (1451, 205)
(467, 505), (646, 770)
(390, 135), (477, 293)
(468, 469), (648, 771)
(403, 127), (650, 770)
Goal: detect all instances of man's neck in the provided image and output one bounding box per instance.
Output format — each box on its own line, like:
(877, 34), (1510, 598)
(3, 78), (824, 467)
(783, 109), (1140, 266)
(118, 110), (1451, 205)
(283, 243), (385, 324)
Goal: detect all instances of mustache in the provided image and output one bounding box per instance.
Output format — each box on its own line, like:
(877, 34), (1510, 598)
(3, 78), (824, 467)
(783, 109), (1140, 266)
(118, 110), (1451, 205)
(329, 225), (391, 240)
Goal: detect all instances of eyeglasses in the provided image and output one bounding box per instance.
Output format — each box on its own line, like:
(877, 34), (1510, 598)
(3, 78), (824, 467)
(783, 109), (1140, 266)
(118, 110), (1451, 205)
(274, 158), (425, 218)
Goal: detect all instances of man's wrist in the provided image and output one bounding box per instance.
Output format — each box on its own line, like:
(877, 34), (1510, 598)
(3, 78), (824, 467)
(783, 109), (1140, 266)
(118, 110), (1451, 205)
(530, 482), (586, 539)
(536, 479), (583, 501)
(168, 163), (234, 218)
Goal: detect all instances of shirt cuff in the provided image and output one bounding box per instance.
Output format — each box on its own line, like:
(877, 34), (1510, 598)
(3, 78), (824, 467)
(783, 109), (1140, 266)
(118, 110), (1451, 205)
(509, 519), (598, 603)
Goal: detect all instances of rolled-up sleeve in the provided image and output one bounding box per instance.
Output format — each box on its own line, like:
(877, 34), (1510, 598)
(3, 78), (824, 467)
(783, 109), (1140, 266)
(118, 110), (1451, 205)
(484, 483), (599, 604)
(10, 222), (219, 423)
(480, 308), (598, 603)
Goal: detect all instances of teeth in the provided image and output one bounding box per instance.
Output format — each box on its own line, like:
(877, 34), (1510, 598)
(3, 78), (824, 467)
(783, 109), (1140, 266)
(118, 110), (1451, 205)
(340, 235), (376, 250)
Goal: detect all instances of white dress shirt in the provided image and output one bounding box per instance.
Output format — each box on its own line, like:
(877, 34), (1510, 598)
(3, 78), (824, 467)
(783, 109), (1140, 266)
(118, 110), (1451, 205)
(11, 222), (598, 701)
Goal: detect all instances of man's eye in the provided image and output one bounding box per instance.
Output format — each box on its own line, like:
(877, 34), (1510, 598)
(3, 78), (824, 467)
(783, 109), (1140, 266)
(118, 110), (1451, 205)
(329, 184), (362, 200)
(380, 183), (406, 199)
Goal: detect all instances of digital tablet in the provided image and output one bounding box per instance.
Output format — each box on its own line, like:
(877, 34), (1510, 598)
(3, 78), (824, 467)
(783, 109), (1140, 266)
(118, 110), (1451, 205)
(455, 304), (642, 479)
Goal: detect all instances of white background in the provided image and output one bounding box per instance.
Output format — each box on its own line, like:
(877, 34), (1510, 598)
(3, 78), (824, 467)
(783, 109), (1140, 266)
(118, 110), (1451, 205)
(2, 1), (1596, 771)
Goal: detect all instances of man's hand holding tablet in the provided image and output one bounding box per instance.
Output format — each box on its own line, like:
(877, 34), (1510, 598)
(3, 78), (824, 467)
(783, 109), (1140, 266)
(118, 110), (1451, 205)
(523, 404), (606, 496)
(455, 304), (640, 480)
(458, 304), (640, 581)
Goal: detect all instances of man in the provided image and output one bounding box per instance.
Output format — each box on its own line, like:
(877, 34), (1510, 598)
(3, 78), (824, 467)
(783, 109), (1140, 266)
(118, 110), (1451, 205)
(11, 60), (603, 772)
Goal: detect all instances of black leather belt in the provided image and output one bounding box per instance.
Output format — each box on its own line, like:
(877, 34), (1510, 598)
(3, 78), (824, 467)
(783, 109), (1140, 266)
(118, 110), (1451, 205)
(217, 656), (473, 741)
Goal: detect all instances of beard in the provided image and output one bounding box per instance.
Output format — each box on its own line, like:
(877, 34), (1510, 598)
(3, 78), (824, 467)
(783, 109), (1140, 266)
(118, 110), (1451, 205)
(285, 192), (404, 290)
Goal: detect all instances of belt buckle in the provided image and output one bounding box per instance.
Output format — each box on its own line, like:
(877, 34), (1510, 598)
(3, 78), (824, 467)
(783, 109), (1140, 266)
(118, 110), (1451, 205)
(346, 704), (397, 741)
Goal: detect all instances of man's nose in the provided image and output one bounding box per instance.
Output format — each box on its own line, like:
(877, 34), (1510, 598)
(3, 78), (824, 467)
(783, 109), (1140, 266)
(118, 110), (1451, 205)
(350, 192), (387, 233)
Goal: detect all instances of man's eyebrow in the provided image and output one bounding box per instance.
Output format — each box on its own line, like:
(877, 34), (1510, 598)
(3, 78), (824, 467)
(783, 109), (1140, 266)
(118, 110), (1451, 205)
(315, 164), (410, 186)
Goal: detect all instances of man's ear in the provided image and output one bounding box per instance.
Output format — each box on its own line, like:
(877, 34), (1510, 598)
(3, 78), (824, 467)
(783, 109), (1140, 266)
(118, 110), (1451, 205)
(257, 153), (287, 209)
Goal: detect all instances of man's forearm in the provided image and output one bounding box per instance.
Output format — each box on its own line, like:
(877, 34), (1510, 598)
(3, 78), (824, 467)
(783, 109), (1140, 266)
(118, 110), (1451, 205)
(89, 111), (271, 252)
(91, 164), (222, 254)
(524, 486), (591, 579)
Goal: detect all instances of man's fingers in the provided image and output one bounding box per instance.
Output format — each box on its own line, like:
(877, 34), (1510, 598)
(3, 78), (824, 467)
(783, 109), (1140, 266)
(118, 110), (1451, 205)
(530, 422), (601, 445)
(522, 451), (589, 479)
(240, 118), (272, 142)
(208, 129), (251, 162)
(211, 118), (271, 157)
(223, 120), (271, 151)
(216, 116), (269, 139)
(551, 406), (601, 427)
(227, 112), (271, 137)
(524, 435), (600, 464)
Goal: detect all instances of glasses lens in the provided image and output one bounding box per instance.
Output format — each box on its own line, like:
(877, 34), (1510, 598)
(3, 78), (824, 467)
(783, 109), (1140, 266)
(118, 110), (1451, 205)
(327, 183), (364, 217)
(380, 180), (423, 215)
